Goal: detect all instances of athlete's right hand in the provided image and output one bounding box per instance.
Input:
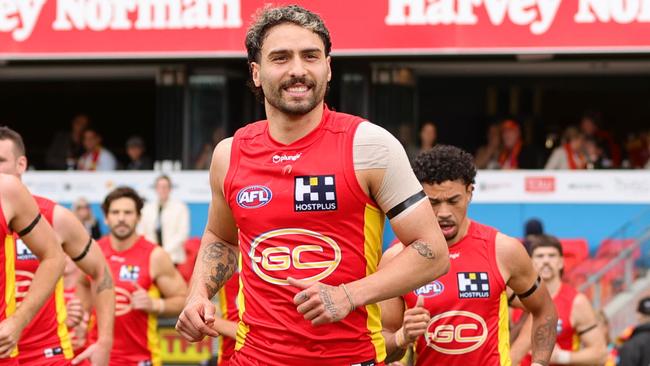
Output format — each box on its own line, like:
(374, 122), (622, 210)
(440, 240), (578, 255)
(400, 295), (430, 345)
(176, 295), (220, 342)
(0, 316), (21, 358)
(66, 297), (84, 328)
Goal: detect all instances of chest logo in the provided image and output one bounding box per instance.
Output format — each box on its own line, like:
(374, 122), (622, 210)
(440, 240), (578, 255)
(119, 265), (141, 282)
(294, 175), (337, 212)
(425, 310), (488, 355)
(16, 239), (37, 261)
(414, 280), (445, 298)
(273, 152), (302, 164)
(249, 228), (341, 286)
(457, 272), (490, 299)
(237, 185), (272, 209)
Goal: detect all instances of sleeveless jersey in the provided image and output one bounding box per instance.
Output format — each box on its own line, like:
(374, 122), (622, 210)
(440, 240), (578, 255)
(404, 221), (511, 366)
(96, 236), (161, 366)
(0, 194), (17, 365)
(15, 195), (73, 366)
(224, 107), (386, 365)
(217, 272), (239, 365)
(520, 283), (579, 366)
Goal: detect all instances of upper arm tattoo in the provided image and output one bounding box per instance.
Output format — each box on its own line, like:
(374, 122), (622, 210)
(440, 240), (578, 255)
(96, 265), (114, 294)
(409, 240), (436, 260)
(202, 241), (237, 299)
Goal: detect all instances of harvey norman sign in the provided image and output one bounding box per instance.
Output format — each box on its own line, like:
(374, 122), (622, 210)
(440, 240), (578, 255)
(2, 0), (650, 58)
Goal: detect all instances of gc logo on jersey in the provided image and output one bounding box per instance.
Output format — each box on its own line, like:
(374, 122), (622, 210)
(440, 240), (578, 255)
(425, 310), (488, 354)
(119, 265), (140, 282)
(237, 185), (272, 209)
(250, 228), (341, 286)
(16, 239), (36, 261)
(457, 272), (490, 299)
(294, 175), (337, 212)
(414, 280), (445, 298)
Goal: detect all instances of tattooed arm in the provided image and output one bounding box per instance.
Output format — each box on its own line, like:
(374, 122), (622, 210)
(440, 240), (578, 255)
(495, 233), (557, 366)
(177, 138), (239, 342)
(54, 205), (114, 366)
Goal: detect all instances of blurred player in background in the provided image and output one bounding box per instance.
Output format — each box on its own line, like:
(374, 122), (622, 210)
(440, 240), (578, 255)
(0, 127), (114, 366)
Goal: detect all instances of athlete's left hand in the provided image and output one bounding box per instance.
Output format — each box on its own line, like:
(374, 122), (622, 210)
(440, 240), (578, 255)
(289, 277), (354, 326)
(72, 340), (111, 366)
(0, 316), (21, 358)
(131, 283), (155, 313)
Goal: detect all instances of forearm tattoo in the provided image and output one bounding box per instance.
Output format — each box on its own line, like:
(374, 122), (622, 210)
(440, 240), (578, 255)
(410, 240), (436, 259)
(532, 315), (556, 366)
(319, 285), (340, 321)
(202, 241), (237, 298)
(96, 265), (114, 294)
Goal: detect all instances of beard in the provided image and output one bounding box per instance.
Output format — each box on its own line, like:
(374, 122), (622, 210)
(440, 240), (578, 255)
(110, 224), (135, 240)
(263, 75), (327, 116)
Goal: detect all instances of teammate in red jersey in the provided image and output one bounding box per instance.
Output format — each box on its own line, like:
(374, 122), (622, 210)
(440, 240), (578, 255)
(0, 173), (65, 365)
(0, 127), (115, 366)
(380, 145), (557, 366)
(213, 273), (239, 366)
(80, 187), (186, 366)
(176, 5), (449, 366)
(511, 235), (607, 366)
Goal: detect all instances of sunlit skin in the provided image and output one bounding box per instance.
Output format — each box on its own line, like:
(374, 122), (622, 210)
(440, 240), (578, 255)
(423, 180), (473, 246)
(105, 197), (140, 242)
(251, 23), (331, 142)
(531, 246), (564, 288)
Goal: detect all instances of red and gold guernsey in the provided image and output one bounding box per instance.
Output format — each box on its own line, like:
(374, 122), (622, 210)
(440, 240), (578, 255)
(224, 107), (386, 366)
(96, 235), (161, 366)
(520, 283), (578, 366)
(0, 196), (18, 366)
(217, 272), (239, 365)
(15, 195), (73, 366)
(404, 221), (511, 366)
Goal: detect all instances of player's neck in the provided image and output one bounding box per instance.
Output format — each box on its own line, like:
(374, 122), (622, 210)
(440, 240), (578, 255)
(448, 218), (471, 246)
(265, 101), (324, 145)
(545, 277), (562, 296)
(110, 234), (139, 252)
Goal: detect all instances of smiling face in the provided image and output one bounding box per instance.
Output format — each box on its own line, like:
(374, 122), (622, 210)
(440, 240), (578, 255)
(423, 180), (473, 245)
(251, 23), (331, 117)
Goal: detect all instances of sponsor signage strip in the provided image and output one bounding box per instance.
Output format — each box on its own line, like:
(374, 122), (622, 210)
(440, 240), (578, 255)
(3, 0), (650, 58)
(21, 171), (650, 204)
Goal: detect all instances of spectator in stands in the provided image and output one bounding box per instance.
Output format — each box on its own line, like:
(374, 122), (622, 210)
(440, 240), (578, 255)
(545, 126), (587, 170)
(475, 123), (501, 169)
(618, 296), (650, 366)
(45, 113), (89, 170)
(580, 111), (621, 167)
(397, 122), (418, 163)
(585, 136), (611, 169)
(194, 127), (226, 170)
(124, 136), (153, 170)
(72, 197), (101, 240)
(496, 119), (541, 169)
(77, 128), (117, 171)
(417, 121), (437, 154)
(138, 175), (189, 265)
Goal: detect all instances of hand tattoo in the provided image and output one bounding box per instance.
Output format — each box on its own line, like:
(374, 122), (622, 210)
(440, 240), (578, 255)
(319, 285), (339, 321)
(410, 240), (436, 259)
(202, 241), (237, 298)
(96, 266), (114, 294)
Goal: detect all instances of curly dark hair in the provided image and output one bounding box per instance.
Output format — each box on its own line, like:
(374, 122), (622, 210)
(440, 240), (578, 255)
(101, 186), (144, 216)
(413, 145), (477, 186)
(245, 5), (331, 101)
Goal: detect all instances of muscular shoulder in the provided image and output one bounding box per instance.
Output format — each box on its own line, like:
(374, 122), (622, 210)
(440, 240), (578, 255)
(150, 246), (176, 278)
(495, 232), (531, 282)
(211, 137), (233, 187)
(0, 174), (29, 221)
(571, 292), (596, 326)
(353, 122), (401, 170)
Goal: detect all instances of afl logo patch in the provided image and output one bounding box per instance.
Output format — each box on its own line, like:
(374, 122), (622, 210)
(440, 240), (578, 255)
(237, 185), (272, 209)
(414, 280), (445, 298)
